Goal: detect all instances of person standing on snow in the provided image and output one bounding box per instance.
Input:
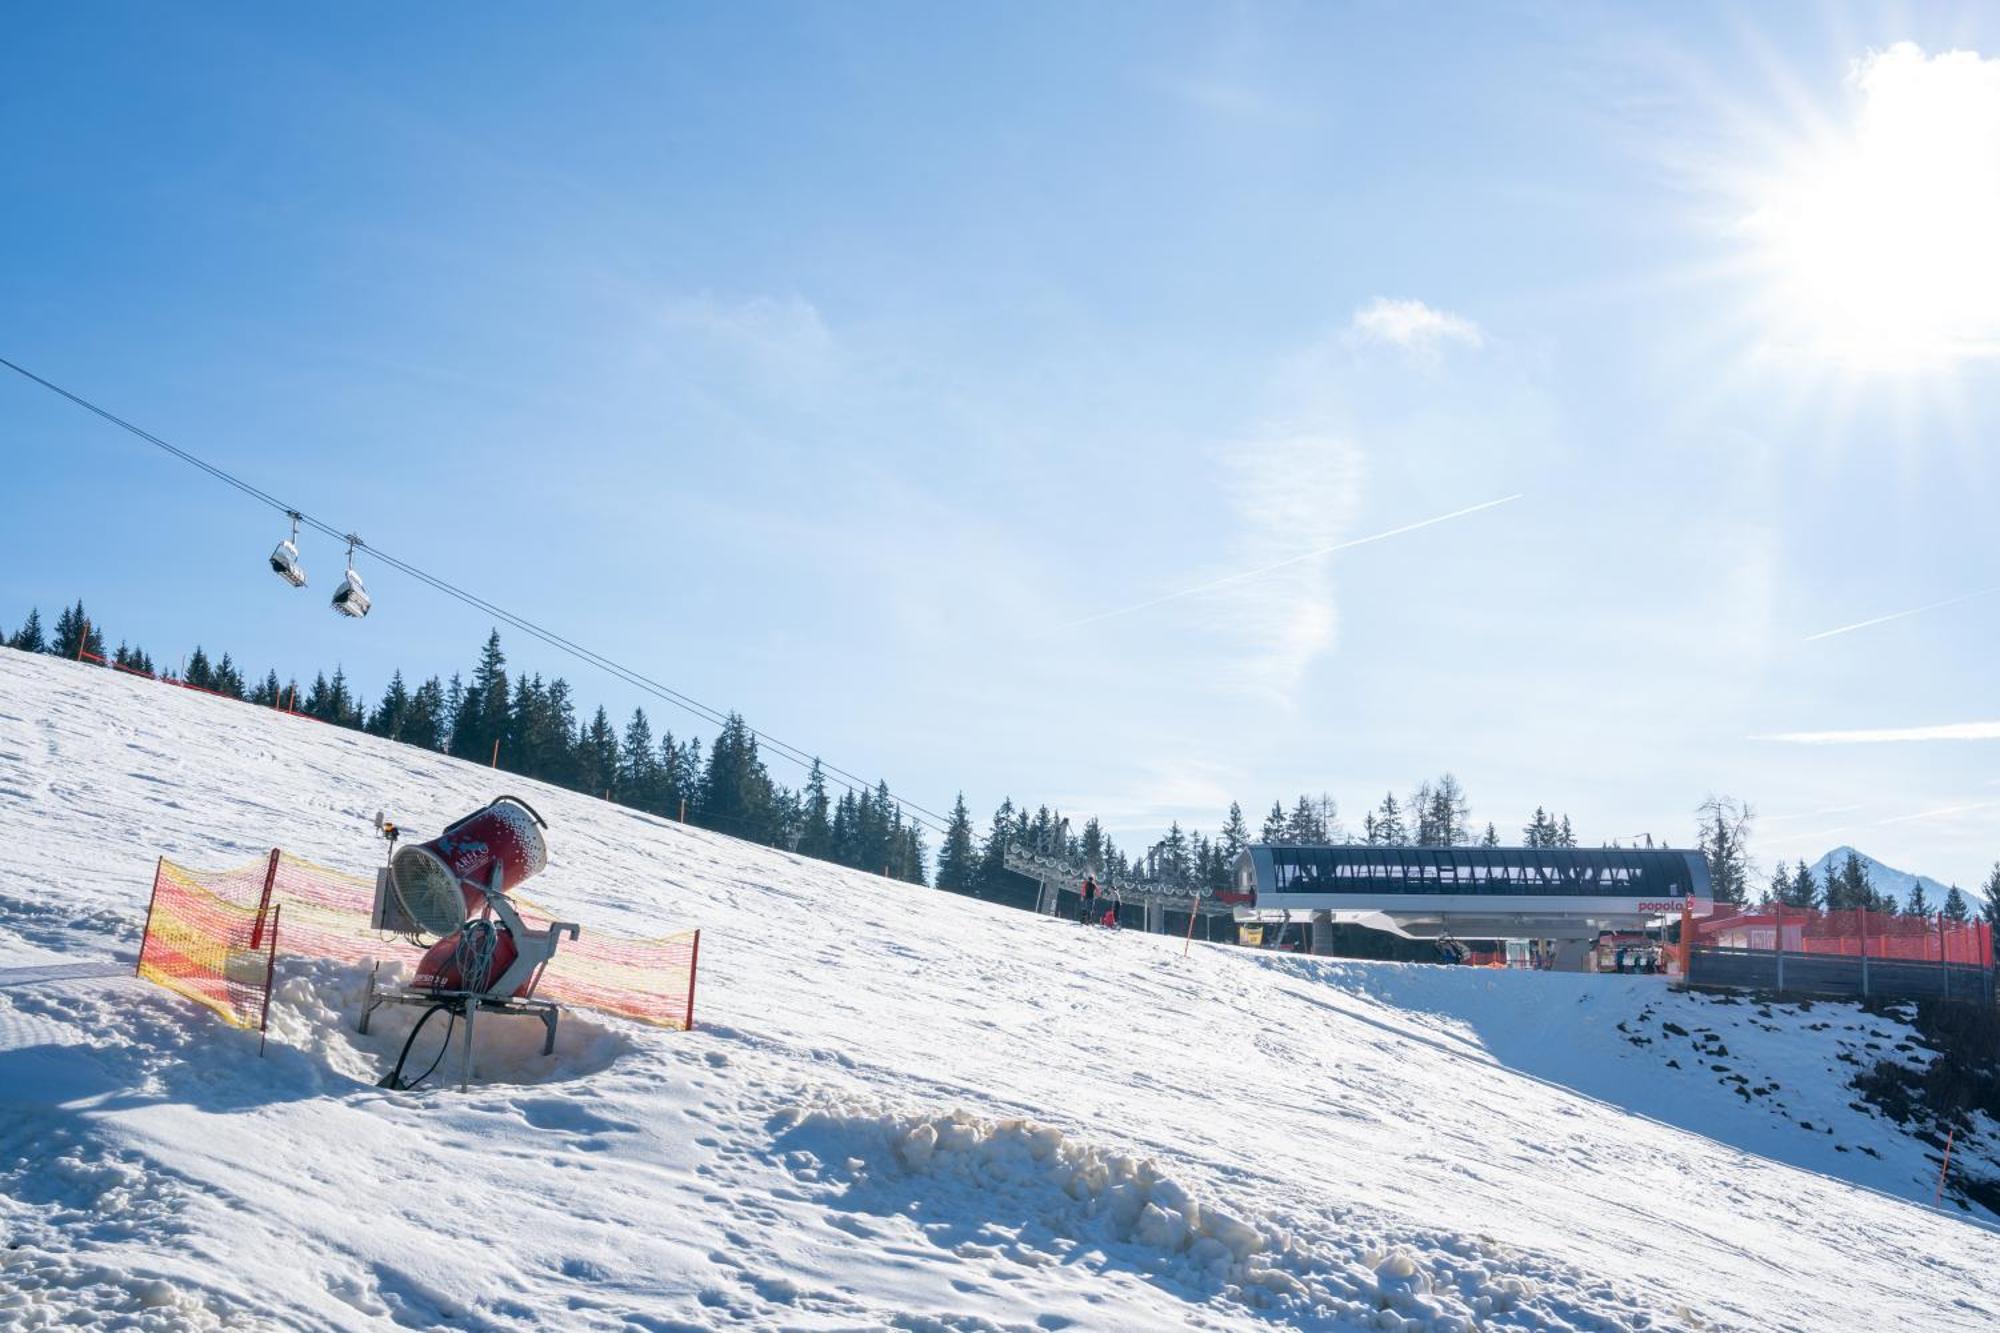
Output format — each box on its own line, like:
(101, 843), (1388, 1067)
(1079, 873), (1098, 923)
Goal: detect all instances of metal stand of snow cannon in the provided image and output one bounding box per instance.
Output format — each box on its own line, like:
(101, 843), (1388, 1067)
(360, 801), (579, 1091)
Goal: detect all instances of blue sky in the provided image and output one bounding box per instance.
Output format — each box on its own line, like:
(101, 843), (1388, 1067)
(5, 3), (1999, 885)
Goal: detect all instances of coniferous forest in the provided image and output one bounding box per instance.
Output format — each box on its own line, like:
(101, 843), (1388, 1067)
(11, 597), (2000, 942)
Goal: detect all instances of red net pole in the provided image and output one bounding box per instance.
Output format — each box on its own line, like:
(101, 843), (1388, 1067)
(259, 905), (282, 1056)
(136, 857), (164, 976)
(250, 847), (280, 950)
(684, 929), (701, 1031)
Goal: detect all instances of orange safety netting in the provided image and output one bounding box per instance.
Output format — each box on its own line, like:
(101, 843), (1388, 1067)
(1696, 903), (1993, 966)
(136, 858), (280, 1030)
(77, 649), (329, 722)
(139, 851), (700, 1031)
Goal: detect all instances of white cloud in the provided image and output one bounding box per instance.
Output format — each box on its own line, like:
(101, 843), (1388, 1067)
(1757, 721), (2000, 744)
(1211, 431), (1365, 703)
(1344, 298), (1484, 359)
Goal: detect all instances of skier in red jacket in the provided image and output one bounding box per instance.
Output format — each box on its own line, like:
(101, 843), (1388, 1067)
(1078, 874), (1098, 923)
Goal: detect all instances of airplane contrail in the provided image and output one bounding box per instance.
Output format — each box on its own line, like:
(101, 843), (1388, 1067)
(1803, 585), (2000, 642)
(1754, 721), (2000, 744)
(1767, 798), (2000, 848)
(1060, 493), (1523, 630)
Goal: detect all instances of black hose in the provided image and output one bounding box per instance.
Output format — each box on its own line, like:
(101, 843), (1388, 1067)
(377, 1002), (456, 1090)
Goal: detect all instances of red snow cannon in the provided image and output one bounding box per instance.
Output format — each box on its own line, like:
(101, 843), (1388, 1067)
(373, 795), (574, 1000)
(390, 795), (549, 926)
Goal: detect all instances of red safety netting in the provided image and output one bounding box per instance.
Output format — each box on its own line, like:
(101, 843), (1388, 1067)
(1696, 903), (1993, 966)
(138, 851), (700, 1031)
(77, 649), (325, 722)
(136, 858), (280, 1031)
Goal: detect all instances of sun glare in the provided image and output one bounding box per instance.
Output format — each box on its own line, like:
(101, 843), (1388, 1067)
(1749, 43), (2000, 372)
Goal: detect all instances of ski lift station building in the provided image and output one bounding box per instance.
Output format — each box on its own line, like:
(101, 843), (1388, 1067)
(1225, 843), (1714, 969)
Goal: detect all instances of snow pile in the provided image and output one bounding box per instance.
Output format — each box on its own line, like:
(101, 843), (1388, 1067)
(4, 648), (2000, 1330)
(261, 957), (635, 1087)
(771, 1100), (1622, 1330)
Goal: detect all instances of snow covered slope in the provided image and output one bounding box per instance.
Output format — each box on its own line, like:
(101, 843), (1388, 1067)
(3, 647), (1999, 1332)
(1810, 846), (1958, 905)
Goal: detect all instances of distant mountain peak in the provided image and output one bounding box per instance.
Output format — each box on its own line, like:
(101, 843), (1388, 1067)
(1807, 846), (1954, 902)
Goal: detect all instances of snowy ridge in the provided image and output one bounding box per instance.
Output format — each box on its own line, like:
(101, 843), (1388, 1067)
(2, 646), (1999, 1331)
(1809, 845), (1958, 904)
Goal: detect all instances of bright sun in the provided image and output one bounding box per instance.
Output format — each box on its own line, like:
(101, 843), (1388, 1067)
(1748, 43), (2000, 372)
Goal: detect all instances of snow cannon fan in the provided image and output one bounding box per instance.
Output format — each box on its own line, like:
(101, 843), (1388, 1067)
(371, 796), (578, 1000)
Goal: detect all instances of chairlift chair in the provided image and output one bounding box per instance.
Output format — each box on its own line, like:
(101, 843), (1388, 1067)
(331, 535), (371, 618)
(269, 512), (308, 587)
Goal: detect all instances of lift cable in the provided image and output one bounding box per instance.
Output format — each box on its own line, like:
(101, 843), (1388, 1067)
(0, 354), (954, 837)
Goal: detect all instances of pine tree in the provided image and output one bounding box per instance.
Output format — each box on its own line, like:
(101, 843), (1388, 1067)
(369, 671), (412, 739)
(326, 667), (362, 728)
(302, 672), (333, 720)
(1905, 882), (1934, 918)
(48, 602), (104, 660)
(697, 714), (774, 840)
(936, 793), (978, 891)
(1826, 851), (1873, 912)
(578, 706), (620, 799)
(797, 759), (832, 857)
(1286, 795), (1325, 845)
(1158, 822), (1192, 886)
(1558, 814), (1576, 848)
(451, 631), (509, 762)
(657, 732), (694, 818)
(620, 710), (661, 810)
(1480, 821), (1500, 848)
(857, 782), (898, 870)
(540, 679), (582, 786)
(974, 798), (1018, 898)
(251, 669), (282, 706)
(1523, 807), (1554, 848)
(767, 785), (803, 853)
(8, 608), (44, 653)
(185, 647), (214, 690)
(1781, 858), (1819, 909)
(1219, 803), (1249, 863)
(1373, 793), (1407, 846)
(1080, 816), (1107, 872)
(1981, 865), (2000, 962)
(406, 677), (446, 750)
(831, 789), (861, 867)
(1943, 884), (1970, 923)
(212, 653), (245, 699)
(443, 674), (466, 743)
(894, 818), (928, 885)
(1261, 801), (1288, 844)
(507, 675), (553, 777)
(1764, 862), (1791, 908)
